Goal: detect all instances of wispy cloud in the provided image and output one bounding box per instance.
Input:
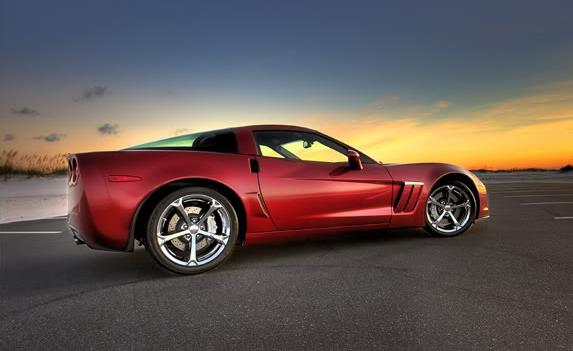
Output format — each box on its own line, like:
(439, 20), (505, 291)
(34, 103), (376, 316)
(10, 107), (40, 117)
(302, 82), (573, 169)
(98, 123), (119, 135)
(74, 86), (109, 102)
(33, 133), (65, 142)
(172, 128), (192, 136)
(2, 134), (16, 142)
(433, 100), (450, 109)
(361, 96), (449, 118)
(363, 95), (401, 113)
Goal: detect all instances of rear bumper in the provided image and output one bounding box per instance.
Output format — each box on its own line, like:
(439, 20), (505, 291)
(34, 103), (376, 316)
(68, 195), (123, 251)
(67, 154), (132, 251)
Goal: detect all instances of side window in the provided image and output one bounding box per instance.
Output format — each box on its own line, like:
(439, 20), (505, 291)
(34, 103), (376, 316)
(254, 131), (348, 163)
(191, 131), (238, 153)
(260, 145), (285, 158)
(281, 139), (347, 162)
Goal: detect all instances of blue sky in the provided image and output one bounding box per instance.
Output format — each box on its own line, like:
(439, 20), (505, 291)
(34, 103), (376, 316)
(1, 0), (573, 168)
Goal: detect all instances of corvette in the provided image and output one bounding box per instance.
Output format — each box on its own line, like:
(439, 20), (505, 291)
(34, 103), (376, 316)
(67, 125), (489, 274)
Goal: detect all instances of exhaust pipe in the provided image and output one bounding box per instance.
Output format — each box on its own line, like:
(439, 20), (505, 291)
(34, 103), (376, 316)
(73, 235), (85, 245)
(70, 228), (86, 245)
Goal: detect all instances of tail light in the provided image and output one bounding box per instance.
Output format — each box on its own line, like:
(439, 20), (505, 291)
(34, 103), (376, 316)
(68, 156), (79, 186)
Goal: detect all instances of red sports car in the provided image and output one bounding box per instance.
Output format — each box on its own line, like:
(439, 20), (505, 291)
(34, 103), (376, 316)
(67, 125), (489, 274)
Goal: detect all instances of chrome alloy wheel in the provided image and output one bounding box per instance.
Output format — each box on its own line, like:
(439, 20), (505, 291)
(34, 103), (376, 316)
(155, 194), (231, 267)
(426, 184), (473, 235)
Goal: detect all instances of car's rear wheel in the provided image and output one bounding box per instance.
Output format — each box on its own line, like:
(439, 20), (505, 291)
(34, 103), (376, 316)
(145, 186), (239, 274)
(425, 181), (476, 237)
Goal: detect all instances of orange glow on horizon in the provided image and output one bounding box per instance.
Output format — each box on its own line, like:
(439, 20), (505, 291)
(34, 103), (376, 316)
(314, 117), (573, 170)
(2, 82), (573, 170)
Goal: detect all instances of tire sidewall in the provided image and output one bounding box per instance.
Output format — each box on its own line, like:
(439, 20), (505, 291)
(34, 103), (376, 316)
(425, 180), (477, 237)
(146, 186), (239, 274)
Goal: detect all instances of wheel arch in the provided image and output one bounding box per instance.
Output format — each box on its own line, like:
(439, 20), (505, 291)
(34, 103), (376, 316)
(432, 172), (480, 220)
(128, 178), (247, 250)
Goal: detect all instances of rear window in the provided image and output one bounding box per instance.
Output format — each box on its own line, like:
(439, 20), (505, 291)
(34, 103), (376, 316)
(126, 129), (238, 153)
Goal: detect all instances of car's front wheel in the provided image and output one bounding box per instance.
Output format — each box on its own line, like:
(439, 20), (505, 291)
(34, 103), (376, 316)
(425, 181), (476, 237)
(145, 186), (239, 274)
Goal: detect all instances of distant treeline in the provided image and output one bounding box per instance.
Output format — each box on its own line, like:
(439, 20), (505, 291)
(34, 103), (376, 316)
(471, 165), (572, 173)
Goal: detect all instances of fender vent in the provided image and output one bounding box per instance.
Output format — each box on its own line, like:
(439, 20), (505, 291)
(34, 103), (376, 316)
(394, 181), (424, 213)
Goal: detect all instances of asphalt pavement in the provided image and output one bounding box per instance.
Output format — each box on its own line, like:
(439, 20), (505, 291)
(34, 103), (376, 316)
(1, 175), (573, 350)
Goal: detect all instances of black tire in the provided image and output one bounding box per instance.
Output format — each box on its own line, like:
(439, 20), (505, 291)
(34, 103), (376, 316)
(145, 186), (239, 274)
(424, 180), (477, 237)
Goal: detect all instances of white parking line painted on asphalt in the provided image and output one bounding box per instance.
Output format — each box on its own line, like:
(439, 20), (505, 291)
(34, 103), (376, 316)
(0, 231), (63, 234)
(520, 202), (573, 206)
(554, 217), (573, 220)
(505, 194), (573, 198)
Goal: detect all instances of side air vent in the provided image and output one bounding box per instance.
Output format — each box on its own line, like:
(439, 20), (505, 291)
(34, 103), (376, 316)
(394, 181), (424, 213)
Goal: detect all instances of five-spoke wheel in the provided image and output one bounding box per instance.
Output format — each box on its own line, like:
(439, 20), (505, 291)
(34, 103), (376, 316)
(425, 181), (476, 236)
(146, 187), (239, 274)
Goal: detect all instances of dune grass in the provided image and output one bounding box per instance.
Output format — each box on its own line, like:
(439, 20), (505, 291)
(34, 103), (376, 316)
(1, 150), (68, 180)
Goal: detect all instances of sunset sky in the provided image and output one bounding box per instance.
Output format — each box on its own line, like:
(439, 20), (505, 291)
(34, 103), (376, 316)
(1, 0), (572, 169)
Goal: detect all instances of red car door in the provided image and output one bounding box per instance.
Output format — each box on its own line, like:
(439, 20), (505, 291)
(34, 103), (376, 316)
(253, 130), (394, 231)
(257, 158), (393, 230)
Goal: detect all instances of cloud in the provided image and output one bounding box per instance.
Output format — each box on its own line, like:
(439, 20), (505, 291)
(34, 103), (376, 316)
(11, 107), (39, 117)
(98, 123), (119, 135)
(33, 133), (65, 142)
(74, 86), (109, 102)
(361, 95), (450, 118)
(363, 95), (401, 113)
(172, 128), (192, 136)
(2, 134), (16, 142)
(301, 81), (573, 169)
(433, 100), (450, 109)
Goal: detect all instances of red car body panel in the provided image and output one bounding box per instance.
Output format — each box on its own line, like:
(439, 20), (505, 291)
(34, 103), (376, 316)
(384, 163), (489, 229)
(67, 125), (489, 251)
(256, 158), (393, 230)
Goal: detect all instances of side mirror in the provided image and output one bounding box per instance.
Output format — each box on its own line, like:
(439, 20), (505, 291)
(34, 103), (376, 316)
(347, 150), (363, 170)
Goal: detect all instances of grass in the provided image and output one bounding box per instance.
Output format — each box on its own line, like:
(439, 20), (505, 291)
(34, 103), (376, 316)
(1, 150), (68, 180)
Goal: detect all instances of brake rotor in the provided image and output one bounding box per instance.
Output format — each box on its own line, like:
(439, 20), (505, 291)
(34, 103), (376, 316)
(429, 190), (462, 226)
(167, 205), (218, 251)
(430, 194), (444, 222)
